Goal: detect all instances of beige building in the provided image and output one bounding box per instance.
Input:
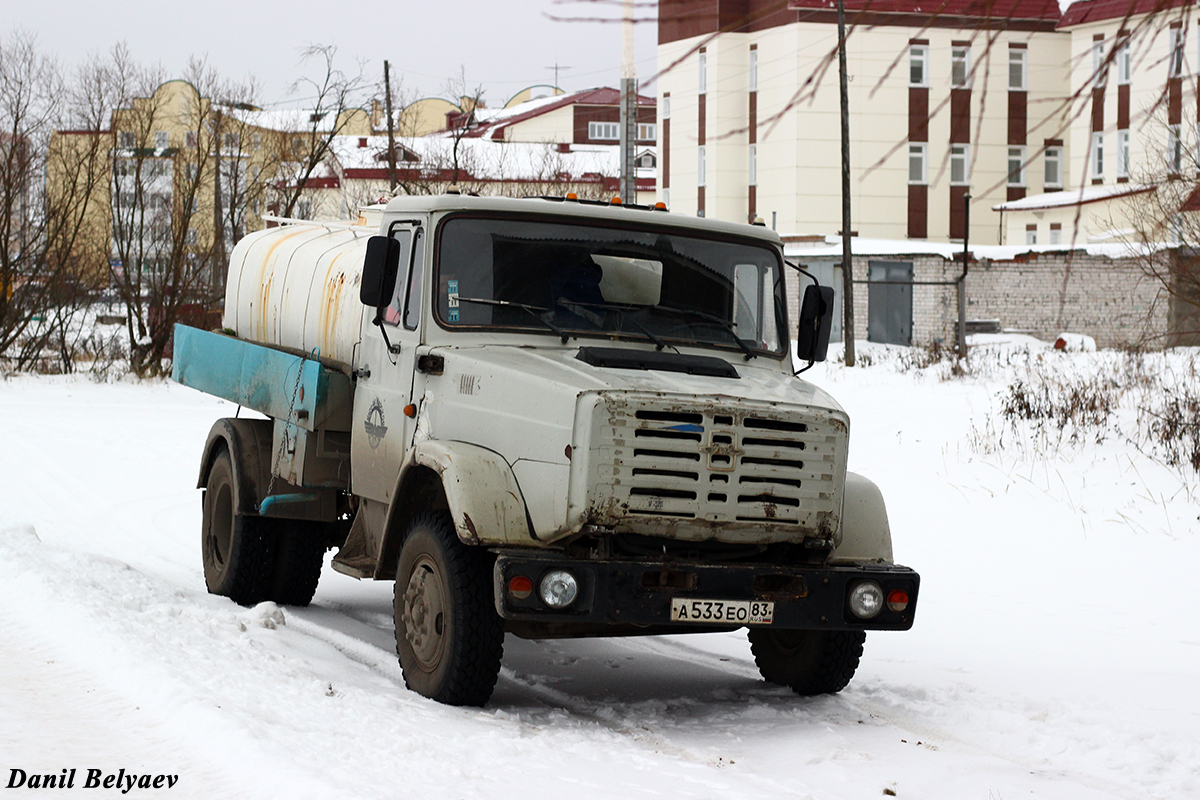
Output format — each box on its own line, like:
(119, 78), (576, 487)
(48, 79), (376, 285)
(657, 0), (1066, 243)
(996, 0), (1197, 245)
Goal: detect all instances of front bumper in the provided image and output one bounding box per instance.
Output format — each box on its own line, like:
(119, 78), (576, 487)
(494, 553), (919, 631)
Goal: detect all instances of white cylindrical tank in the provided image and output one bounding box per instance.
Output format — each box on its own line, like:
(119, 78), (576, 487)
(224, 222), (373, 368)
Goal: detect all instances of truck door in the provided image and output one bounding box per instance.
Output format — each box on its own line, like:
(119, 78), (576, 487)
(350, 221), (425, 503)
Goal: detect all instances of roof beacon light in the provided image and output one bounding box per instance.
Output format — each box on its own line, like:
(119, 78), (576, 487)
(566, 192), (579, 201)
(610, 196), (623, 205)
(654, 202), (668, 210)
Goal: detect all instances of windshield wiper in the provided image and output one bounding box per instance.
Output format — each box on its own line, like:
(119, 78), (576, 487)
(641, 305), (757, 361)
(556, 300), (677, 352)
(456, 296), (571, 344)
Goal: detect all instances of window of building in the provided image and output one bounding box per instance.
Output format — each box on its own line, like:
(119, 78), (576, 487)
(185, 229), (198, 246)
(951, 46), (970, 88)
(698, 145), (706, 187)
(1044, 146), (1063, 188)
(1008, 49), (1027, 91)
(588, 121), (619, 141)
(1170, 27), (1184, 78)
(749, 49), (758, 92)
(185, 131), (197, 148)
(950, 144), (969, 185)
(699, 52), (707, 95)
(662, 187), (670, 208)
(1117, 129), (1131, 177)
(749, 144), (757, 186)
(118, 131), (135, 149)
(1093, 40), (1107, 87)
(1117, 37), (1132, 84)
(662, 95), (670, 120)
(1049, 223), (1062, 244)
(1091, 132), (1105, 179)
(154, 131), (169, 150)
(910, 45), (929, 87)
(222, 132), (240, 149)
(908, 142), (927, 184)
(1007, 146), (1026, 186)
(252, 133), (261, 151)
(1168, 123), (1182, 173)
(1025, 224), (1038, 245)
(637, 123), (656, 141)
(637, 151), (656, 168)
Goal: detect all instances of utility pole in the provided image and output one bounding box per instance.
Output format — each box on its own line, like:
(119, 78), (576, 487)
(837, 0), (856, 366)
(618, 0), (638, 204)
(384, 60), (398, 192)
(957, 192), (971, 359)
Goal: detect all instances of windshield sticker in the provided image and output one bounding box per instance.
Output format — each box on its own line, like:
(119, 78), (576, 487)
(447, 279), (460, 322)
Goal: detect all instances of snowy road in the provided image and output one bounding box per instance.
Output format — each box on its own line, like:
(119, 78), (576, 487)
(1, 356), (1197, 799)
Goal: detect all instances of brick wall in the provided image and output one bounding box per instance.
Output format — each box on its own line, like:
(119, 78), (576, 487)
(783, 249), (1171, 350)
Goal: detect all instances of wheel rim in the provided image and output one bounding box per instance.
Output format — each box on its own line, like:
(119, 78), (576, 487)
(207, 483), (234, 570)
(402, 554), (448, 672)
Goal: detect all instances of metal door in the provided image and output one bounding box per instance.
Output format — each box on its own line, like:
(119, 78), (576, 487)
(802, 261), (842, 343)
(350, 222), (425, 503)
(867, 260), (913, 346)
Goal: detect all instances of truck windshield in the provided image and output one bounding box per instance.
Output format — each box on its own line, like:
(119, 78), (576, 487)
(434, 215), (785, 356)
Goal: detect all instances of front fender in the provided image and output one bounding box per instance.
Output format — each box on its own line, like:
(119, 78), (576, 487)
(397, 439), (532, 547)
(829, 471), (894, 564)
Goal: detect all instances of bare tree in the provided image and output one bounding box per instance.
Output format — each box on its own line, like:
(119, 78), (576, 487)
(269, 44), (368, 219)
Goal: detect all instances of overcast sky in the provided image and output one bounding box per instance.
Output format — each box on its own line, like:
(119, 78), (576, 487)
(7, 0), (659, 109)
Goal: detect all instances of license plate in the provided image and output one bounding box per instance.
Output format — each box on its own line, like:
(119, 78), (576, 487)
(670, 598), (774, 625)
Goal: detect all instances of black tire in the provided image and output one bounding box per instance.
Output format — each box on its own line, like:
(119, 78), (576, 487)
(202, 450), (276, 605)
(394, 511), (503, 706)
(268, 522), (328, 607)
(748, 629), (866, 696)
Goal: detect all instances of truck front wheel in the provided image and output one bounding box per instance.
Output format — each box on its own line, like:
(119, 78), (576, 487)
(394, 511), (504, 706)
(748, 629), (866, 696)
(202, 450), (276, 605)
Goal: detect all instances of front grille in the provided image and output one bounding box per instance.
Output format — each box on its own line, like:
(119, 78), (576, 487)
(584, 394), (848, 541)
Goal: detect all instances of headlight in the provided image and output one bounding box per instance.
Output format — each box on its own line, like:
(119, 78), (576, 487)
(540, 570), (579, 609)
(848, 581), (883, 619)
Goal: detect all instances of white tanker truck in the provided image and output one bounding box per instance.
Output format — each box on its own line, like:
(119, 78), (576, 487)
(172, 193), (919, 706)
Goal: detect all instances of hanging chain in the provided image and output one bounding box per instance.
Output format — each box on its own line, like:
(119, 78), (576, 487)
(262, 350), (312, 510)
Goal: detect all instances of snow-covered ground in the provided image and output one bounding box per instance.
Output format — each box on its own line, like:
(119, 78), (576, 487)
(2, 341), (1197, 799)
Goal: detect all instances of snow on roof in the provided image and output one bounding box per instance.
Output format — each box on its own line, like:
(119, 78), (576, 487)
(782, 234), (1167, 262)
(991, 183), (1155, 212)
(328, 132), (645, 182)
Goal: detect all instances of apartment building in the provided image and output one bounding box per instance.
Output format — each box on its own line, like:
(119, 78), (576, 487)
(996, 0), (1197, 245)
(657, 0), (1064, 243)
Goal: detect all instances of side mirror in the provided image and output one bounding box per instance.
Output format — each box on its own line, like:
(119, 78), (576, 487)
(360, 236), (400, 309)
(796, 284), (835, 363)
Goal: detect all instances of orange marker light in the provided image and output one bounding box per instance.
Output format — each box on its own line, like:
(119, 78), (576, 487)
(508, 575), (534, 600)
(654, 202), (667, 210)
(610, 196), (622, 204)
(566, 192), (578, 200)
(886, 589), (909, 612)
(403, 404), (417, 418)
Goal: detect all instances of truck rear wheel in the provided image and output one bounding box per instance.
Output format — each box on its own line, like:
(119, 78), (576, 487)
(748, 629), (866, 696)
(268, 522), (328, 607)
(202, 450), (276, 605)
(394, 511), (503, 706)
